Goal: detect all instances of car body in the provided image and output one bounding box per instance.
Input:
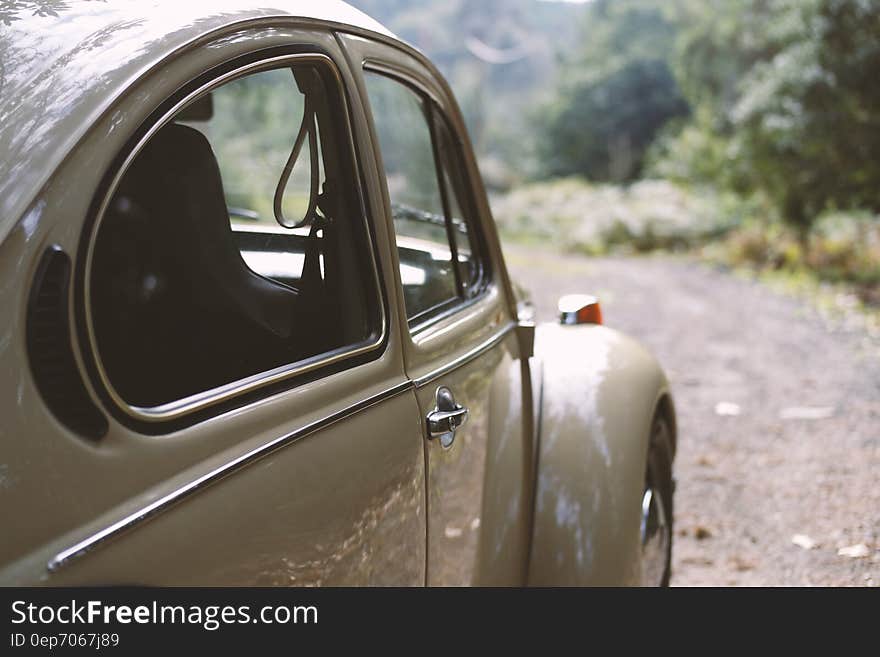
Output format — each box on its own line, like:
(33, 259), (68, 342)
(0, 0), (676, 586)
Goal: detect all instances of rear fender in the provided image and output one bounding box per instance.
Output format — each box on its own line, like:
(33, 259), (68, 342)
(527, 323), (671, 586)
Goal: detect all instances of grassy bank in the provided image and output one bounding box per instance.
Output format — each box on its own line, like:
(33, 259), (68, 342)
(490, 178), (735, 254)
(490, 178), (880, 324)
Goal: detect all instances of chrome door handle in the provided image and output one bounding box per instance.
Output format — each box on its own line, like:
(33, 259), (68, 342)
(427, 386), (468, 449)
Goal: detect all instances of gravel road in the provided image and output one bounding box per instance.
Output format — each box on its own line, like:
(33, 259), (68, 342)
(503, 244), (880, 586)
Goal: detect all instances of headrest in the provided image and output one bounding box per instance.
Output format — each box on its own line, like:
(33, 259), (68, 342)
(175, 93), (213, 122)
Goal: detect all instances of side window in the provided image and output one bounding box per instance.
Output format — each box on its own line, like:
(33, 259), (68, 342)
(364, 71), (487, 326)
(90, 60), (380, 410)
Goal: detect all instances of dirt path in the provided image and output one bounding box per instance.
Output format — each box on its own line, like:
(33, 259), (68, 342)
(504, 244), (880, 586)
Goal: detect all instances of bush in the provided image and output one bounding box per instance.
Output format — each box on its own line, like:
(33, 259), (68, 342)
(704, 211), (880, 305)
(493, 176), (880, 306)
(491, 177), (732, 253)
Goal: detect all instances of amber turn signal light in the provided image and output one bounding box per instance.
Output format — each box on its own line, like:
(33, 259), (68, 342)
(558, 294), (602, 325)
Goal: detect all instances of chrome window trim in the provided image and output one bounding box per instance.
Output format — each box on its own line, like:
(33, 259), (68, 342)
(412, 320), (514, 388)
(362, 59), (443, 105)
(82, 52), (388, 423)
(47, 379), (414, 573)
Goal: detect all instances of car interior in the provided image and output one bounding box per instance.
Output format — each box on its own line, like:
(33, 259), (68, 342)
(90, 64), (375, 408)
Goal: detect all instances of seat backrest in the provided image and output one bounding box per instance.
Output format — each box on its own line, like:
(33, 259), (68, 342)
(91, 122), (302, 406)
(125, 122), (300, 337)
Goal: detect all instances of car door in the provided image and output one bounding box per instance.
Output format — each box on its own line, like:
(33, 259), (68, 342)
(0, 28), (427, 586)
(341, 34), (534, 585)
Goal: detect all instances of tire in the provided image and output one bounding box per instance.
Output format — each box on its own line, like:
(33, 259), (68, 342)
(641, 414), (674, 587)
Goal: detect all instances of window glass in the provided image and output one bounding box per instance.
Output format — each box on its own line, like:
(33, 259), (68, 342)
(193, 67), (316, 230)
(363, 72), (458, 322)
(90, 62), (379, 409)
(434, 118), (483, 298)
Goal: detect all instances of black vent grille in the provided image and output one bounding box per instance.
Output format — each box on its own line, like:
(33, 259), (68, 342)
(27, 246), (107, 440)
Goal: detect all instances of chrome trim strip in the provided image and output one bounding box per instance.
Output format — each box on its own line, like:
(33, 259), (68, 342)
(47, 380), (413, 573)
(82, 52), (388, 422)
(413, 321), (514, 388)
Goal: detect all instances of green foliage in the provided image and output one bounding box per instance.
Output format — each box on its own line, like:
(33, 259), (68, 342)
(648, 108), (736, 187)
(491, 177), (731, 254)
(671, 0), (778, 127)
(537, 0), (689, 182)
(744, 1), (880, 229)
(541, 59), (689, 182)
(701, 211), (880, 304)
(664, 0), (880, 235)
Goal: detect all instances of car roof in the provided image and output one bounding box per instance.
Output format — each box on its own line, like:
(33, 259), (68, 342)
(0, 0), (397, 245)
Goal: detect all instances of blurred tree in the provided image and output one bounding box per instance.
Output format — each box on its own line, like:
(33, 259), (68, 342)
(650, 0), (778, 191)
(672, 0), (776, 130)
(542, 59), (688, 181)
(732, 0), (880, 236)
(538, 0), (689, 182)
(661, 0), (880, 238)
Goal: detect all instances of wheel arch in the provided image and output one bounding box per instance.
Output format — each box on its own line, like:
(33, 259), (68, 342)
(526, 322), (675, 586)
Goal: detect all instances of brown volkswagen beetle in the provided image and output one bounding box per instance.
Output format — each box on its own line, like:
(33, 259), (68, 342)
(0, 0), (676, 586)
